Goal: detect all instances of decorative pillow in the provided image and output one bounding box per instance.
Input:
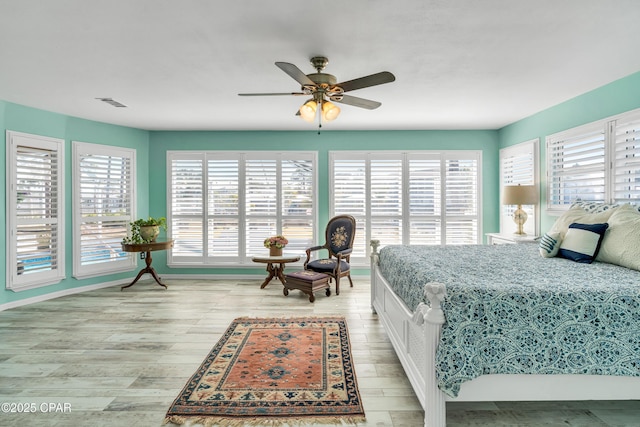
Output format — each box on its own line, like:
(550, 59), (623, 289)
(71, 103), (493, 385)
(569, 201), (619, 213)
(550, 206), (618, 238)
(558, 222), (609, 263)
(539, 232), (562, 258)
(596, 204), (640, 271)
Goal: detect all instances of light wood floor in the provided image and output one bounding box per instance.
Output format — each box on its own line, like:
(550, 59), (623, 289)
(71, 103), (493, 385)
(1, 277), (639, 426)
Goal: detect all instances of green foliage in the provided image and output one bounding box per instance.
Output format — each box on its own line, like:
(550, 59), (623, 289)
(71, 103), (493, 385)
(122, 217), (167, 244)
(133, 217), (167, 229)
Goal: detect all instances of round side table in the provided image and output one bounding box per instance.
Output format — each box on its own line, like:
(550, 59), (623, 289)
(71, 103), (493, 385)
(121, 240), (174, 290)
(251, 254), (301, 288)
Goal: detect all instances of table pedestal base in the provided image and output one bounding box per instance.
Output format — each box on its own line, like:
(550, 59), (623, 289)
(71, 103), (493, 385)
(252, 255), (301, 289)
(260, 263), (287, 289)
(121, 251), (167, 290)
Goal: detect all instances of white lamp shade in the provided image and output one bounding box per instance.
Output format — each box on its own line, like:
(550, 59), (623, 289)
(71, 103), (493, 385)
(299, 99), (317, 122)
(321, 101), (340, 121)
(503, 184), (538, 205)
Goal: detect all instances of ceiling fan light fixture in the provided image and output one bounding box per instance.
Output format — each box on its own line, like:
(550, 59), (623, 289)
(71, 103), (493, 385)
(299, 99), (317, 122)
(321, 100), (340, 121)
(239, 58), (395, 126)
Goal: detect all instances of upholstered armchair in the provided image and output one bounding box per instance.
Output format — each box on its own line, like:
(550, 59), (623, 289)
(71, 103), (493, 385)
(304, 215), (356, 295)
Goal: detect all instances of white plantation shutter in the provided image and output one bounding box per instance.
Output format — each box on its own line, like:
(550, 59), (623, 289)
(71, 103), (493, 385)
(73, 142), (136, 278)
(370, 156), (403, 246)
(612, 113), (640, 204)
(408, 155), (442, 245)
(445, 156), (479, 244)
(208, 157), (239, 258)
(245, 157), (277, 256)
(169, 154), (204, 261)
(499, 139), (539, 235)
(167, 151), (316, 265)
(281, 158), (314, 254)
(547, 123), (607, 209)
(6, 131), (65, 291)
(332, 158), (367, 257)
(502, 151), (535, 184)
(330, 150), (481, 262)
(333, 159), (366, 215)
(547, 108), (640, 211)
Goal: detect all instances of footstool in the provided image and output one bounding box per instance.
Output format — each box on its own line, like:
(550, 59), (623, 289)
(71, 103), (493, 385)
(283, 270), (331, 303)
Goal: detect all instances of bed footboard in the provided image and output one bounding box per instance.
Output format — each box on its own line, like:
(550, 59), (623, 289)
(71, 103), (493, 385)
(370, 240), (446, 427)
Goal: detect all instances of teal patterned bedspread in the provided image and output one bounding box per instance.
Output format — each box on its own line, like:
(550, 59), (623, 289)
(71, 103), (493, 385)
(378, 244), (640, 397)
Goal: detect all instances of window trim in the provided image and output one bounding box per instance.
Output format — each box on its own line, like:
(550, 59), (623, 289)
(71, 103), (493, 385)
(329, 150), (483, 265)
(166, 150), (318, 267)
(499, 138), (540, 236)
(610, 110), (640, 205)
(6, 130), (65, 291)
(546, 107), (640, 214)
(72, 141), (137, 279)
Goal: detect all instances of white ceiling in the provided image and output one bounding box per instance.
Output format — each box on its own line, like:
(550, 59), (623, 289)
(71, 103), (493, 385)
(1, 0), (639, 131)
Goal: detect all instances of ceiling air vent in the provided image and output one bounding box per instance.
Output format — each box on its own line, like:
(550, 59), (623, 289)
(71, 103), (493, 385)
(96, 97), (127, 108)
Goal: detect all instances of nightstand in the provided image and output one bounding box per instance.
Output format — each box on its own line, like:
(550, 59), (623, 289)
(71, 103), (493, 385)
(486, 233), (539, 245)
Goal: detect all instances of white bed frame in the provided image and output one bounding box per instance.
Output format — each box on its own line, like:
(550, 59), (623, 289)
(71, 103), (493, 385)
(369, 240), (640, 427)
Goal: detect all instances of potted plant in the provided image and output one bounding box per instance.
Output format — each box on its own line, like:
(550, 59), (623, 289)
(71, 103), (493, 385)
(264, 235), (288, 256)
(122, 217), (167, 244)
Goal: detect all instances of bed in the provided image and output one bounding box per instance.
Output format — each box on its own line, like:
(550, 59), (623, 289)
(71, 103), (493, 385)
(370, 203), (640, 427)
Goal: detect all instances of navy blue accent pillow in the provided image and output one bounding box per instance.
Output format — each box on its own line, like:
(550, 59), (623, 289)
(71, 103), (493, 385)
(558, 222), (609, 264)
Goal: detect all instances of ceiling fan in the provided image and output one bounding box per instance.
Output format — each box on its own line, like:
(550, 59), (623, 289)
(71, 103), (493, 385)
(238, 56), (395, 125)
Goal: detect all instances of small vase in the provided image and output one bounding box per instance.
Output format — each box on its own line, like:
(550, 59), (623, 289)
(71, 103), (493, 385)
(140, 225), (159, 242)
(269, 247), (283, 256)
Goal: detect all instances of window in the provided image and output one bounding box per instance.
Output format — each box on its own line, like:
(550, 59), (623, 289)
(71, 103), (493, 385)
(612, 113), (640, 203)
(72, 141), (136, 278)
(547, 123), (606, 210)
(547, 108), (640, 211)
(499, 139), (539, 235)
(6, 131), (65, 291)
(167, 151), (316, 265)
(330, 151), (482, 264)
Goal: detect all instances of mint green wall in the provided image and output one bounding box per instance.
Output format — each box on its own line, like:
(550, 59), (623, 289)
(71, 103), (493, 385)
(0, 101), (150, 306)
(5, 69), (637, 305)
(498, 71), (640, 232)
(148, 130), (500, 276)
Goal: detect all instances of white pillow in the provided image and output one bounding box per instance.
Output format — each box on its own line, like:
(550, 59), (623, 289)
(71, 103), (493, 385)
(550, 206), (618, 238)
(569, 201), (619, 213)
(539, 232), (562, 258)
(596, 204), (640, 271)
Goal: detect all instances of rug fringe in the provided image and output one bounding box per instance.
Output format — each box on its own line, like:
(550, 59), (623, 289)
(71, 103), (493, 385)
(164, 414), (366, 426)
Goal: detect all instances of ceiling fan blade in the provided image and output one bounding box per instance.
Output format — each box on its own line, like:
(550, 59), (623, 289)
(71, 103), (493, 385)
(336, 71), (395, 93)
(238, 92), (306, 96)
(332, 94), (382, 110)
(275, 62), (316, 87)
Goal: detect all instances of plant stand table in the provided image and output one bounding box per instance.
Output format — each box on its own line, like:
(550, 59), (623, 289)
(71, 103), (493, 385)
(121, 240), (174, 290)
(251, 254), (301, 289)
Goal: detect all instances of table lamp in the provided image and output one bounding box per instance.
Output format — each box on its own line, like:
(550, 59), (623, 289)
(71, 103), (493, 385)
(503, 184), (537, 236)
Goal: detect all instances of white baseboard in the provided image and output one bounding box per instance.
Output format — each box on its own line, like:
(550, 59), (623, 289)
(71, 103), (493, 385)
(1, 273), (371, 312)
(0, 278), (130, 312)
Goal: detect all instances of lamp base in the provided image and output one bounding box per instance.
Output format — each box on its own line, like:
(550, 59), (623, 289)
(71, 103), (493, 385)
(512, 205), (528, 236)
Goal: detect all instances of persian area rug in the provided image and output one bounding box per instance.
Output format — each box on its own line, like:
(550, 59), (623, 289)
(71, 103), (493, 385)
(164, 316), (365, 426)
